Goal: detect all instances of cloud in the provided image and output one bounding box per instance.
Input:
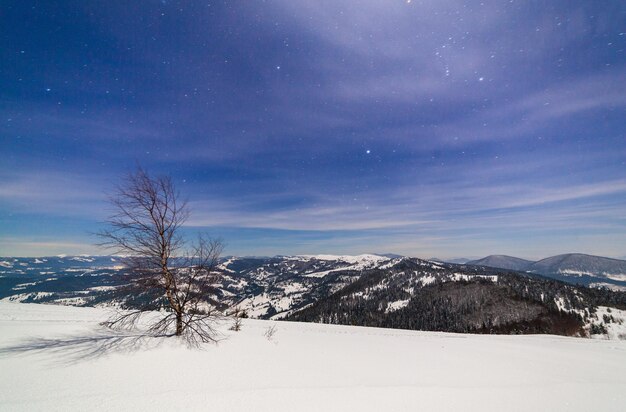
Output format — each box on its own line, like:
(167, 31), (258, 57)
(0, 238), (101, 257)
(185, 174), (626, 234)
(0, 170), (108, 218)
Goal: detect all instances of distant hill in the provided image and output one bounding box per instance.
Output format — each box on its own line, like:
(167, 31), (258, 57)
(527, 254), (626, 281)
(384, 256), (471, 264)
(466, 255), (534, 271)
(466, 253), (626, 290)
(442, 257), (473, 265)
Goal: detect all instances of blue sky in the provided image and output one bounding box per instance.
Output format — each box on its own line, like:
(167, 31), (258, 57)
(1, 0), (625, 259)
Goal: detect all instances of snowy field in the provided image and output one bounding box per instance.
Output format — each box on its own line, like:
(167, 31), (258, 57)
(1, 302), (625, 411)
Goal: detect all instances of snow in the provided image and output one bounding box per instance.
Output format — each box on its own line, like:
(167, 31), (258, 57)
(557, 269), (626, 281)
(379, 258), (404, 269)
(349, 290), (370, 300)
(89, 286), (118, 292)
(1, 292), (55, 303)
(53, 297), (88, 306)
(590, 282), (626, 292)
(302, 254), (390, 278)
(302, 269), (335, 278)
(386, 299), (410, 312)
(281, 282), (307, 294)
(451, 273), (498, 282)
(217, 257), (236, 272)
(13, 282), (38, 289)
(236, 294), (273, 317)
(589, 306), (626, 340)
(419, 274), (437, 285)
(1, 302), (626, 411)
(605, 273), (626, 281)
(559, 269), (593, 277)
(554, 297), (568, 312)
(273, 296), (295, 312)
(552, 301), (625, 340)
(299, 254), (388, 264)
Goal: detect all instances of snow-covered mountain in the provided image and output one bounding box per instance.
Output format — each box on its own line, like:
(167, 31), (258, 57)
(429, 257), (473, 264)
(527, 253), (626, 280)
(289, 257), (626, 338)
(2, 254), (626, 338)
(466, 253), (626, 290)
(218, 254), (389, 318)
(466, 255), (533, 271)
(0, 254), (391, 319)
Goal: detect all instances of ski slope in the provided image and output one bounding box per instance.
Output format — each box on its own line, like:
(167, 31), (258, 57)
(0, 302), (625, 411)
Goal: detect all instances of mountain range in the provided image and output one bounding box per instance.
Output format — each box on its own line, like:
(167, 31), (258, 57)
(2, 253), (626, 339)
(466, 253), (626, 290)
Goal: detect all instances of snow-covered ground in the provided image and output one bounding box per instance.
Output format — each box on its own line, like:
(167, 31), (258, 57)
(1, 302), (625, 411)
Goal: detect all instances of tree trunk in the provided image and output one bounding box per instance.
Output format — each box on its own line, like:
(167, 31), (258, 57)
(176, 312), (183, 336)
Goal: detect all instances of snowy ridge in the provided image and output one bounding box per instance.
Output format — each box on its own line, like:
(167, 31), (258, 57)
(298, 254), (389, 264)
(2, 255), (626, 340)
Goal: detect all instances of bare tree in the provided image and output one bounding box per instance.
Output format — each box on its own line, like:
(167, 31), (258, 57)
(98, 168), (224, 344)
(264, 325), (277, 341)
(229, 306), (245, 332)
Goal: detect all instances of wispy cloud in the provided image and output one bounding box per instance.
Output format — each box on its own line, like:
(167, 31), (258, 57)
(0, 238), (101, 257)
(0, 170), (108, 218)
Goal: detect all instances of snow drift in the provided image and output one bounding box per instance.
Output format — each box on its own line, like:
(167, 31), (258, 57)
(1, 302), (625, 411)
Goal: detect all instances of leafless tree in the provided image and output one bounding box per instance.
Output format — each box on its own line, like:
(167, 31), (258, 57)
(264, 325), (277, 341)
(229, 306), (244, 332)
(98, 168), (224, 344)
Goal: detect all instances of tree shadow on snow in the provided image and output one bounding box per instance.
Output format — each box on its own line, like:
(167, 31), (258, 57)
(0, 329), (170, 365)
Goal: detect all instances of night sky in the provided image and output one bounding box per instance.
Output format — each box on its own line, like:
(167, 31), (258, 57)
(1, 1), (625, 259)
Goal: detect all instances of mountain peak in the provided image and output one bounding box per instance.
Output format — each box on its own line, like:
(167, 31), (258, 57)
(466, 255), (533, 271)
